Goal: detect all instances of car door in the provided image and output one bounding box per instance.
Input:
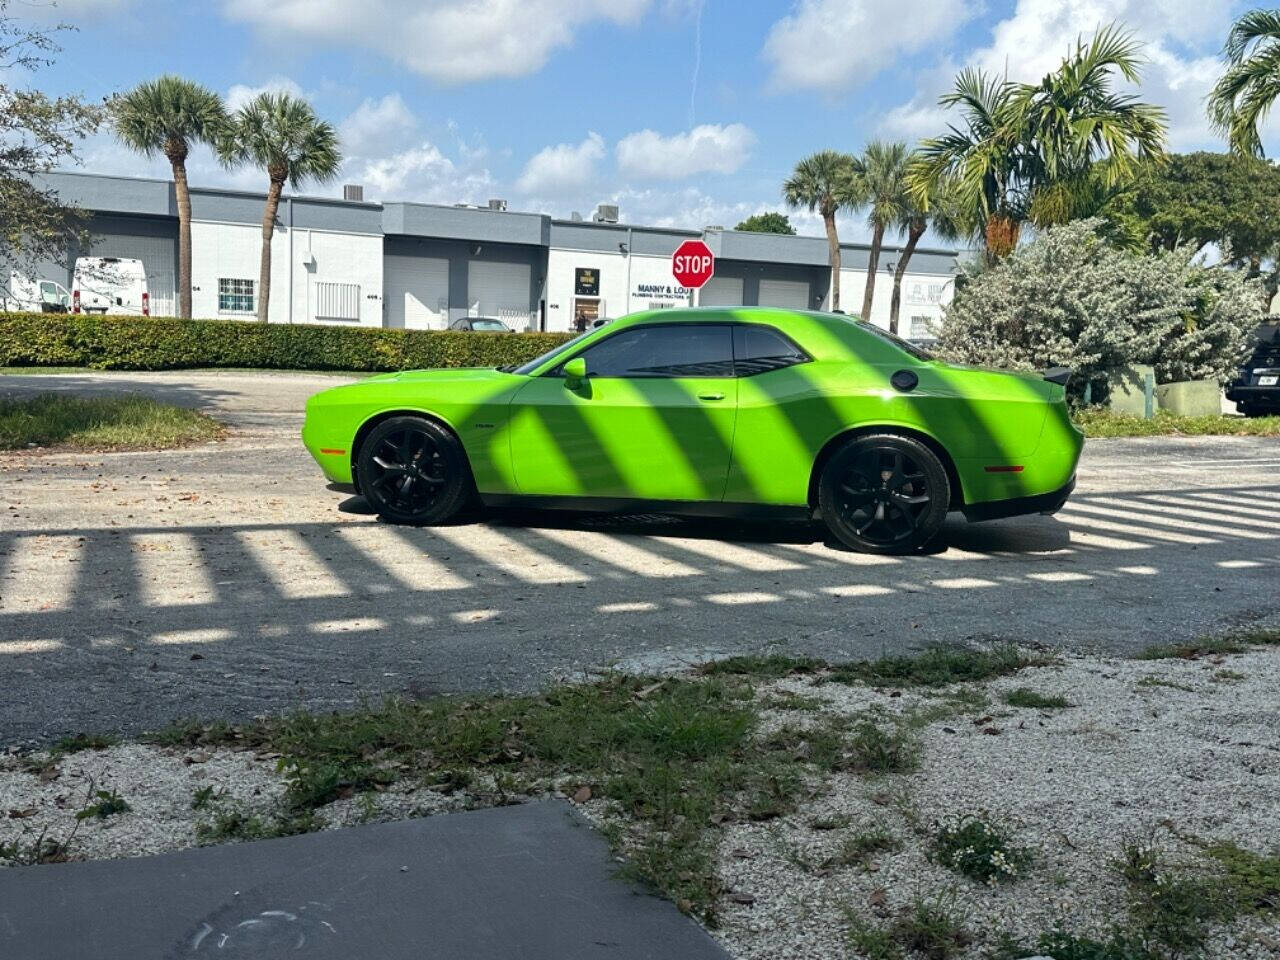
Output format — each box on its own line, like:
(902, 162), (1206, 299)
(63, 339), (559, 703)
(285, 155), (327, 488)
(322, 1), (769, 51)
(508, 323), (738, 502)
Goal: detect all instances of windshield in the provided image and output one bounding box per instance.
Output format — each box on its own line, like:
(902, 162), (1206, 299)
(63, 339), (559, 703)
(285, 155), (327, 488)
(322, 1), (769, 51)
(505, 328), (596, 375)
(471, 319), (509, 331)
(847, 317), (935, 362)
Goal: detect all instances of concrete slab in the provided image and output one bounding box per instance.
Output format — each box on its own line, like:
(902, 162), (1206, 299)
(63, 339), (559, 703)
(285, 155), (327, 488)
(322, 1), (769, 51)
(0, 801), (729, 960)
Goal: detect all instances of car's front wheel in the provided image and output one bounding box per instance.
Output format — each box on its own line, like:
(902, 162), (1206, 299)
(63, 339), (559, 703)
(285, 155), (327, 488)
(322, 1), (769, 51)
(818, 434), (950, 554)
(356, 416), (473, 525)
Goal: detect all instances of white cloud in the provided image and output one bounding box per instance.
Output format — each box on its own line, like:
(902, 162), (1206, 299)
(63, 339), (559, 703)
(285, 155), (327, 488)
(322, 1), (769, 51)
(879, 0), (1258, 153)
(225, 76), (305, 112)
(763, 0), (972, 93)
(515, 133), (606, 195)
(221, 0), (651, 84)
(339, 94), (419, 155)
(616, 123), (756, 179)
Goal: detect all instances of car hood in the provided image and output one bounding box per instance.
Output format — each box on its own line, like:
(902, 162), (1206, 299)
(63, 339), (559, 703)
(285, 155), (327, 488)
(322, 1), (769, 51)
(360, 367), (517, 385)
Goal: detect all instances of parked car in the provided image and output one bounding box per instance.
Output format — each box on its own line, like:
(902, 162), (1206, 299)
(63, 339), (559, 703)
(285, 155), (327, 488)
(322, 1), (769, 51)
(72, 257), (150, 315)
(1226, 323), (1280, 417)
(448, 316), (511, 332)
(302, 307), (1084, 555)
(2, 273), (71, 313)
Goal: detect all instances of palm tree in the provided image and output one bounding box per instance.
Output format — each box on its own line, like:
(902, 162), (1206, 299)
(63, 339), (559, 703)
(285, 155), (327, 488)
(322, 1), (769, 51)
(220, 92), (341, 322)
(909, 25), (1166, 259)
(887, 175), (963, 336)
(783, 150), (864, 311)
(1208, 9), (1280, 157)
(112, 76), (227, 318)
(858, 141), (911, 324)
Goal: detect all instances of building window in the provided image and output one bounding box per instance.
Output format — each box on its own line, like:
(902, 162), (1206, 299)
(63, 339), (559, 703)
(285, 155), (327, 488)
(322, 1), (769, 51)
(218, 278), (255, 313)
(909, 315), (937, 341)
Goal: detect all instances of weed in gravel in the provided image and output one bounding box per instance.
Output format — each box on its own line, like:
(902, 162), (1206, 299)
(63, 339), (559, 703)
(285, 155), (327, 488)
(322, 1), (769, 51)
(19, 754), (60, 781)
(191, 785), (218, 811)
(143, 718), (243, 749)
(847, 719), (920, 774)
(823, 825), (901, 870)
(845, 912), (904, 960)
(809, 813), (854, 831)
(195, 802), (319, 844)
(889, 893), (972, 959)
(1202, 841), (1280, 914)
(1137, 627), (1279, 661)
(75, 789), (130, 821)
(763, 716), (918, 775)
(931, 814), (1031, 884)
(762, 690), (825, 712)
(993, 928), (1156, 960)
(1135, 676), (1194, 692)
(52, 733), (118, 754)
(1210, 669), (1247, 683)
(1003, 687), (1072, 709)
(698, 654), (825, 678)
(0, 828), (78, 865)
(828, 643), (1048, 688)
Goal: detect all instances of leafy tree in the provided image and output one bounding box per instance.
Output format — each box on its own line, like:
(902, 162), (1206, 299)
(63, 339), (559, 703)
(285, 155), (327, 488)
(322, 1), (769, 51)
(734, 212), (796, 234)
(0, 2), (103, 285)
(909, 26), (1167, 260)
(219, 93), (341, 323)
(1208, 9), (1280, 157)
(939, 220), (1262, 391)
(783, 150), (863, 312)
(112, 76), (227, 319)
(858, 140), (911, 325)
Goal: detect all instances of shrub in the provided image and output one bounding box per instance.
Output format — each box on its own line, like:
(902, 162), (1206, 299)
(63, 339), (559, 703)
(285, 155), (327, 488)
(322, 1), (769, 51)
(932, 813), (1031, 884)
(0, 312), (573, 372)
(940, 220), (1263, 392)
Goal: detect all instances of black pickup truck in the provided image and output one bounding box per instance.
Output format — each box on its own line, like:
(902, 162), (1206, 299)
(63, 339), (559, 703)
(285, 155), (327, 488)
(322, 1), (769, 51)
(1227, 324), (1280, 417)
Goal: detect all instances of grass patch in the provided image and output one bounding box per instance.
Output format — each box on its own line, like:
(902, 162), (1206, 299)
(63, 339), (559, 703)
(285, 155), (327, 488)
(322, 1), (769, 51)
(1203, 841), (1280, 914)
(698, 653), (824, 679)
(0, 392), (224, 451)
(824, 825), (901, 870)
(195, 801), (320, 844)
(828, 643), (1046, 688)
(763, 716), (919, 775)
(1137, 627), (1280, 661)
(1073, 407), (1280, 438)
(1003, 687), (1072, 709)
(762, 690), (826, 712)
(75, 789), (130, 821)
(51, 732), (118, 754)
(931, 814), (1031, 884)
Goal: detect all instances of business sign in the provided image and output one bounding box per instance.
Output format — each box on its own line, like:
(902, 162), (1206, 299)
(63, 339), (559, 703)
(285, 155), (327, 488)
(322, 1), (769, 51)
(671, 239), (715, 289)
(574, 267), (600, 297)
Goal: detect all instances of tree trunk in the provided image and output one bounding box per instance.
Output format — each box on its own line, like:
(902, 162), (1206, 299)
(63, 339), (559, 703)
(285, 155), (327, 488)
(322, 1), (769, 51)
(823, 213), (841, 311)
(861, 221), (884, 323)
(169, 153), (193, 319)
(257, 179), (284, 323)
(889, 221), (926, 337)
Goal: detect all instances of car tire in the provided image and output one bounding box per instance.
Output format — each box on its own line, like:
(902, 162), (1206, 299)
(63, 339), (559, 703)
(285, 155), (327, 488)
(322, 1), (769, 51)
(818, 433), (951, 555)
(357, 416), (473, 526)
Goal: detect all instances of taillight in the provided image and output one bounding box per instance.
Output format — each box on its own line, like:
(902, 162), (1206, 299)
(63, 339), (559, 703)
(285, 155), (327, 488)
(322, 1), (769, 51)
(72, 290), (80, 313)
(142, 292), (149, 316)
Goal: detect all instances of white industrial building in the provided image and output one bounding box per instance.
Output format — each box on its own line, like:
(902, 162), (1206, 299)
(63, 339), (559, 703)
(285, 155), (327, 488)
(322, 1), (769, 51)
(29, 171), (959, 338)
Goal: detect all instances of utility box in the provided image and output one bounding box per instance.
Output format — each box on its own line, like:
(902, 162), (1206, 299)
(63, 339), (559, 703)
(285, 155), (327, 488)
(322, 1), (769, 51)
(1107, 365), (1157, 417)
(1156, 379), (1222, 417)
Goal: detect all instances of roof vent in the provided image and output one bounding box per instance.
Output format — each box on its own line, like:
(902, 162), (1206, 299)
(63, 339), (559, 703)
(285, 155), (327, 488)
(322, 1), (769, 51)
(593, 204), (619, 224)
(343, 184), (364, 202)
(569, 211), (584, 222)
(487, 198), (507, 211)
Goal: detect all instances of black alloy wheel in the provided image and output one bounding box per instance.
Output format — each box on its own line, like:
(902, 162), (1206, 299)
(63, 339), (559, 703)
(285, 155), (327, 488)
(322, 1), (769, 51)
(357, 416), (472, 525)
(818, 434), (950, 554)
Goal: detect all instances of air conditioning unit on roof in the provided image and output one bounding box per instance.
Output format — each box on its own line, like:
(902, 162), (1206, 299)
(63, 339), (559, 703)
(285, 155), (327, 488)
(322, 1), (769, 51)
(593, 204), (619, 223)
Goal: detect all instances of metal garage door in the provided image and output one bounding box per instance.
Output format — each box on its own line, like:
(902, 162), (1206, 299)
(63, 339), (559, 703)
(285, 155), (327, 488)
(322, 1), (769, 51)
(758, 278), (811, 310)
(88, 233), (177, 316)
(385, 255), (449, 329)
(468, 261), (532, 330)
(697, 276), (744, 306)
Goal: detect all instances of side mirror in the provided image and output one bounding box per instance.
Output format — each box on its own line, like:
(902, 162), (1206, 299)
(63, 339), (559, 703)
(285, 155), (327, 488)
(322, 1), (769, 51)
(562, 356), (587, 388)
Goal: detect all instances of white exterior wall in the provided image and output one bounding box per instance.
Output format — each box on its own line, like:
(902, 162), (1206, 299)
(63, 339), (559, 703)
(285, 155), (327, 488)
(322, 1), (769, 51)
(191, 220), (382, 326)
(834, 267), (953, 335)
(544, 248), (692, 332)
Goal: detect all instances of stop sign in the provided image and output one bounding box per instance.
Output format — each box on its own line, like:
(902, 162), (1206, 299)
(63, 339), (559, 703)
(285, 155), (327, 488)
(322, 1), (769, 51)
(671, 239), (715, 289)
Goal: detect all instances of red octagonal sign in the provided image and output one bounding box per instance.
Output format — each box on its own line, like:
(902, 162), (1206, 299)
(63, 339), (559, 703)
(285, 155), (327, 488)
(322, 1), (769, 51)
(671, 239), (715, 289)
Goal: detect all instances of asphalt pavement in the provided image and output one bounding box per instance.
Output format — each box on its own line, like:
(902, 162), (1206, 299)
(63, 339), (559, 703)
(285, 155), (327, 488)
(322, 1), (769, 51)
(2, 370), (1278, 743)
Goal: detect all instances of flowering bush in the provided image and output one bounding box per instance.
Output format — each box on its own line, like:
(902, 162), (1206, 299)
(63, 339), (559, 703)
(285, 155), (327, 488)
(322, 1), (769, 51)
(939, 220), (1264, 391)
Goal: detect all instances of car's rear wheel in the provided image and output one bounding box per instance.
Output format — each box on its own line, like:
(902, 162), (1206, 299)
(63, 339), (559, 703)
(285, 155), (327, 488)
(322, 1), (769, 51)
(818, 434), (950, 554)
(357, 416), (472, 525)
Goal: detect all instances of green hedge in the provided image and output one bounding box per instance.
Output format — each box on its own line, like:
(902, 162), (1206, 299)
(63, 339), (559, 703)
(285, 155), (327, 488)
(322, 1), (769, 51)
(0, 313), (574, 372)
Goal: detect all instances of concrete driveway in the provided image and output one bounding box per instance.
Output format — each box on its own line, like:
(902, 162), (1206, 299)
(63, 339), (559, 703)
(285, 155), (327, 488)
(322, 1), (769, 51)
(2, 370), (1278, 744)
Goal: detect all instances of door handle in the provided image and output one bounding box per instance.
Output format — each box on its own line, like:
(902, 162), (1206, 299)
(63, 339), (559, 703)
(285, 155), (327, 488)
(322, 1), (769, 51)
(697, 392), (725, 401)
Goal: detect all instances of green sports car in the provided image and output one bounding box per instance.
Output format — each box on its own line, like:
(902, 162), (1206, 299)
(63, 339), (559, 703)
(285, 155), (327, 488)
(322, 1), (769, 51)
(302, 307), (1083, 554)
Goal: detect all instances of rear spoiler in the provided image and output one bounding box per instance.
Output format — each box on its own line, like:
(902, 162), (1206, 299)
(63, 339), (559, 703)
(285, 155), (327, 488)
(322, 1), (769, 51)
(1043, 367), (1072, 386)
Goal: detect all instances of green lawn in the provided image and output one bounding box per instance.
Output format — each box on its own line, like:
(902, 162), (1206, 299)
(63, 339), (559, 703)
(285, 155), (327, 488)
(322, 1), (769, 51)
(1073, 407), (1280, 438)
(0, 393), (225, 451)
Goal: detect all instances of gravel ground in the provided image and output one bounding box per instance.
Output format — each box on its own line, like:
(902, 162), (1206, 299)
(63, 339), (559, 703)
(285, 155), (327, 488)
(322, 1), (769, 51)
(4, 648), (1278, 959)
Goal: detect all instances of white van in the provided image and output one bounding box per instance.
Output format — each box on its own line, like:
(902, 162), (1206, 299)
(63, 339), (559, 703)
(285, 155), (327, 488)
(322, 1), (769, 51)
(3, 273), (72, 313)
(72, 257), (150, 316)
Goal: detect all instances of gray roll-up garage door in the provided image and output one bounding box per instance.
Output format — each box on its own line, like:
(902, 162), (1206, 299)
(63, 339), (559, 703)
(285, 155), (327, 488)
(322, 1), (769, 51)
(696, 276), (744, 306)
(468, 261), (532, 329)
(88, 233), (177, 316)
(385, 254), (449, 329)
(758, 278), (811, 310)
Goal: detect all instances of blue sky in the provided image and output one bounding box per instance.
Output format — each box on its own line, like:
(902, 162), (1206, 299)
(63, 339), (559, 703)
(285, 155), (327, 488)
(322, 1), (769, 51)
(25, 0), (1269, 245)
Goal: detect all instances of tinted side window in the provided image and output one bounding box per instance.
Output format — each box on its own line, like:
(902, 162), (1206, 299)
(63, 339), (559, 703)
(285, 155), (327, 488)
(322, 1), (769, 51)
(570, 324), (734, 378)
(733, 325), (809, 376)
